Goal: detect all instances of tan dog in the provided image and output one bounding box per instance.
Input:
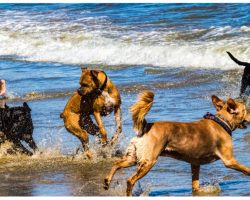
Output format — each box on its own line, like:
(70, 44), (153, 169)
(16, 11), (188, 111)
(60, 68), (122, 158)
(104, 91), (250, 196)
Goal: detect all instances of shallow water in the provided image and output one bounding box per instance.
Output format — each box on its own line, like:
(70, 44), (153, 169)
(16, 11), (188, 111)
(1, 3), (250, 196)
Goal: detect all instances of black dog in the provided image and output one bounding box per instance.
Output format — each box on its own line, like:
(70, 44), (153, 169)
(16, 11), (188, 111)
(0, 102), (37, 156)
(227, 51), (250, 96)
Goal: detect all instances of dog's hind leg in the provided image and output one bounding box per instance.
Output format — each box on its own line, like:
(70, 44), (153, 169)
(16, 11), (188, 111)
(216, 146), (250, 175)
(240, 75), (248, 95)
(27, 137), (38, 152)
(75, 134), (92, 159)
(12, 141), (33, 156)
(64, 113), (92, 158)
(126, 159), (156, 196)
(191, 164), (200, 192)
(23, 135), (38, 152)
(222, 158), (250, 175)
(104, 155), (136, 190)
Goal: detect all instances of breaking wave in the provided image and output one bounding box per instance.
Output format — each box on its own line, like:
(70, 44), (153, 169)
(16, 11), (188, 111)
(0, 9), (250, 70)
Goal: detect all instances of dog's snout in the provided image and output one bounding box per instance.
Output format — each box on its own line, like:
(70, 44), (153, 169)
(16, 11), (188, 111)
(77, 88), (84, 96)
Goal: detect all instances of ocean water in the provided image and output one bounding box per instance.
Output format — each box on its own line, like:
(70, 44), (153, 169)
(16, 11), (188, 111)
(0, 3), (250, 196)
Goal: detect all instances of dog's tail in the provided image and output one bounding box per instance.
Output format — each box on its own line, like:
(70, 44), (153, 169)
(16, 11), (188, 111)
(227, 51), (250, 67)
(130, 91), (154, 136)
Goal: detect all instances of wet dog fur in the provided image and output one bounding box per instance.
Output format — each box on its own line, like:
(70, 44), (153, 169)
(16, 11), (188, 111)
(0, 102), (37, 156)
(104, 91), (250, 196)
(60, 68), (122, 158)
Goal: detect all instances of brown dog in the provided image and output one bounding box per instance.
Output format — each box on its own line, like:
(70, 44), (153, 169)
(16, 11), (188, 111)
(60, 68), (122, 158)
(104, 91), (250, 196)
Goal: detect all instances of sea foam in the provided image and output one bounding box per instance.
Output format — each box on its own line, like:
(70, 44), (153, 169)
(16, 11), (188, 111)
(0, 13), (249, 70)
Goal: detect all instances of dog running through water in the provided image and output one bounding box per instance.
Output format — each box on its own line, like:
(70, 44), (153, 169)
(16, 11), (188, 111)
(104, 91), (250, 196)
(61, 68), (122, 158)
(0, 102), (38, 156)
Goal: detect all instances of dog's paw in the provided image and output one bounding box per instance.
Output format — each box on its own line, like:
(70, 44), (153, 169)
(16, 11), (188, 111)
(193, 185), (221, 195)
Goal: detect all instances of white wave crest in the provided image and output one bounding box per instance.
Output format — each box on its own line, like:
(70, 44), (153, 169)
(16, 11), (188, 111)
(0, 25), (250, 70)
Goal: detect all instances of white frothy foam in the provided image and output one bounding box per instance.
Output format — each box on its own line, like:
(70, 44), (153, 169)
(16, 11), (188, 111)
(0, 20), (250, 70)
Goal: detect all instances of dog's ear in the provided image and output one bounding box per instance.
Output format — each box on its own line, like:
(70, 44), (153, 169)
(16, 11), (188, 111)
(212, 95), (225, 111)
(23, 102), (31, 111)
(81, 67), (88, 72)
(226, 98), (238, 114)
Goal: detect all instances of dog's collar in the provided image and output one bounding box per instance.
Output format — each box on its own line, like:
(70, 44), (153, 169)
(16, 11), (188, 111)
(216, 113), (234, 130)
(203, 112), (232, 136)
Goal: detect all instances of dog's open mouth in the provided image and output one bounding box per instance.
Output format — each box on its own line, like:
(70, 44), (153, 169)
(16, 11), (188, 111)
(77, 87), (101, 97)
(77, 88), (92, 97)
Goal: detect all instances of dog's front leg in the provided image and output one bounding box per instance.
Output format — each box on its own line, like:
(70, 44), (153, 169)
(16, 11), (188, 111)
(93, 111), (108, 145)
(191, 164), (200, 192)
(12, 140), (33, 156)
(223, 158), (250, 175)
(217, 147), (250, 175)
(63, 112), (93, 159)
(110, 106), (122, 145)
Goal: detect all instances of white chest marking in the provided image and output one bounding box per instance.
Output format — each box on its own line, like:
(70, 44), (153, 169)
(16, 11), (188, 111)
(102, 91), (116, 107)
